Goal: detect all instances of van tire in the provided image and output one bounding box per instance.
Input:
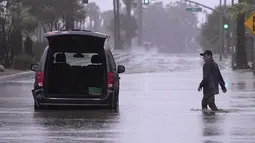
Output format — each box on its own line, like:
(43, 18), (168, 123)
(111, 90), (119, 109)
(34, 100), (45, 110)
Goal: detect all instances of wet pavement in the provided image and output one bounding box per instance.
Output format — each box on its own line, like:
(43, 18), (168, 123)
(0, 52), (255, 143)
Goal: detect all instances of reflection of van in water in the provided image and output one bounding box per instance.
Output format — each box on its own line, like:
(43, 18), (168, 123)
(31, 30), (125, 110)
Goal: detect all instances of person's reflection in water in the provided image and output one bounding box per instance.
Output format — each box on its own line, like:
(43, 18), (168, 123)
(201, 111), (224, 143)
(203, 141), (222, 143)
(236, 82), (246, 90)
(32, 108), (120, 143)
(230, 81), (246, 92)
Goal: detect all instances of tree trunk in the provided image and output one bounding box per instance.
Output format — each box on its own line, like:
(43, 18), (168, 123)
(113, 0), (117, 49)
(234, 13), (250, 69)
(10, 28), (22, 55)
(65, 2), (75, 30)
(94, 19), (99, 32)
(116, 0), (122, 49)
(125, 1), (132, 49)
(65, 15), (74, 30)
(137, 0), (143, 47)
(90, 18), (93, 31)
(24, 36), (33, 57)
(3, 28), (12, 68)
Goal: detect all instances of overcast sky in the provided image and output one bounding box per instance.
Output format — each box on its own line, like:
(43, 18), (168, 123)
(90, 0), (239, 12)
(90, 0), (238, 25)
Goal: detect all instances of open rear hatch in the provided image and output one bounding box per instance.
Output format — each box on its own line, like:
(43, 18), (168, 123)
(45, 31), (108, 52)
(43, 31), (109, 98)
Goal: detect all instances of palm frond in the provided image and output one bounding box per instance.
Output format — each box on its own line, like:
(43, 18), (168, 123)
(227, 0), (254, 20)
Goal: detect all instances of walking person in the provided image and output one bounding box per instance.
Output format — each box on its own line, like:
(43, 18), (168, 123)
(198, 50), (227, 111)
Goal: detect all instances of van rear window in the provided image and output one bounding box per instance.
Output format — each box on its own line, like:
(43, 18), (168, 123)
(53, 52), (100, 66)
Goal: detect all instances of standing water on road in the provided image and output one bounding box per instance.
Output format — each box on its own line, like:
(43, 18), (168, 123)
(0, 0), (252, 142)
(0, 53), (254, 143)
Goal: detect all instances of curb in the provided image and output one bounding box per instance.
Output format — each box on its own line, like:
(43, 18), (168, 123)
(0, 71), (34, 82)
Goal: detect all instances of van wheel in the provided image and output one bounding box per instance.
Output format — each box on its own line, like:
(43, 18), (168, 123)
(112, 90), (119, 109)
(34, 100), (45, 110)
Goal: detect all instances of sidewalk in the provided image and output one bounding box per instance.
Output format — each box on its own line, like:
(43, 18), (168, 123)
(0, 70), (33, 82)
(213, 55), (231, 69)
(0, 69), (23, 77)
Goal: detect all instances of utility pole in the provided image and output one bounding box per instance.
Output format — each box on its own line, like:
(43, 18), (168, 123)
(231, 0), (236, 68)
(113, 0), (121, 50)
(116, 0), (121, 49)
(137, 0), (143, 47)
(223, 0), (227, 57)
(113, 0), (117, 50)
(219, 0), (223, 61)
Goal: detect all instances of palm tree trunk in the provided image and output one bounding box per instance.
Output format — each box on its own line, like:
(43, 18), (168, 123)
(125, 1), (132, 49)
(90, 18), (93, 31)
(234, 13), (250, 69)
(116, 0), (122, 49)
(113, 0), (117, 49)
(94, 19), (97, 31)
(137, 0), (143, 47)
(65, 1), (75, 30)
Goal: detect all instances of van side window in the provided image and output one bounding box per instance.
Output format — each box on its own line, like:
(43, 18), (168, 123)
(107, 51), (116, 70)
(39, 47), (48, 71)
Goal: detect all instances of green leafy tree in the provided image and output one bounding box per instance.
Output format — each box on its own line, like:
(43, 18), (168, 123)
(23, 0), (86, 31)
(199, 6), (229, 53)
(107, 13), (137, 50)
(0, 0), (38, 67)
(86, 2), (101, 31)
(122, 0), (137, 49)
(101, 10), (114, 34)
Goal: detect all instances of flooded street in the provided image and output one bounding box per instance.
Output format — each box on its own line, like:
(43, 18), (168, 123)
(0, 53), (254, 143)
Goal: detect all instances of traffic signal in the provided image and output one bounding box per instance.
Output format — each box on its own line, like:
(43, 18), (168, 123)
(144, 0), (149, 5)
(223, 24), (229, 30)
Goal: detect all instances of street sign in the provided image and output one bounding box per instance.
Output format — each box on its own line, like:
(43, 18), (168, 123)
(244, 12), (255, 35)
(185, 7), (202, 12)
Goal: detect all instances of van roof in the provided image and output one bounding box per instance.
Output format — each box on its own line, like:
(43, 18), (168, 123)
(44, 30), (109, 39)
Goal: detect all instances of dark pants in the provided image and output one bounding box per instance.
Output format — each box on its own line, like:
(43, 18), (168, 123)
(201, 94), (219, 111)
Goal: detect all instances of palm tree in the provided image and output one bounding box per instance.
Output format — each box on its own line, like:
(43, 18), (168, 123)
(227, 0), (253, 69)
(113, 0), (122, 50)
(227, 0), (254, 19)
(86, 2), (100, 31)
(0, 1), (38, 67)
(122, 0), (136, 49)
(9, 2), (38, 57)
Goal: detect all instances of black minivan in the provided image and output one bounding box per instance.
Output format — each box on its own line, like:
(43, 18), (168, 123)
(31, 30), (125, 110)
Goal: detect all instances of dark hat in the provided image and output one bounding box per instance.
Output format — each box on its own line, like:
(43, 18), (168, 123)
(200, 50), (213, 56)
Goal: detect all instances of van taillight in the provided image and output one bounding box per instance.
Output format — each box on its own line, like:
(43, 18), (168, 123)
(107, 72), (113, 88)
(37, 72), (44, 87)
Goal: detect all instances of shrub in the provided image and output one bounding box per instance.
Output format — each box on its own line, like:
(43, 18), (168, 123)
(12, 54), (35, 70)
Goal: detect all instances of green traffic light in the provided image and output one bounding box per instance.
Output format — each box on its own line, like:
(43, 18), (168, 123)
(224, 24), (228, 29)
(144, 0), (149, 4)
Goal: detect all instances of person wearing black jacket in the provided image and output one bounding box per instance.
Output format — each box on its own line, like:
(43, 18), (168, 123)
(198, 50), (227, 111)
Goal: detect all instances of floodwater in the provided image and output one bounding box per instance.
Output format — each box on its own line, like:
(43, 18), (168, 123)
(0, 51), (254, 143)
